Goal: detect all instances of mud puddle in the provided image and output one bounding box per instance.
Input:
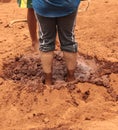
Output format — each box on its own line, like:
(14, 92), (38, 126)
(2, 51), (118, 88)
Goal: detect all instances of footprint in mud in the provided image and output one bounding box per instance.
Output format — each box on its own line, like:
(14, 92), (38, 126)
(2, 51), (118, 89)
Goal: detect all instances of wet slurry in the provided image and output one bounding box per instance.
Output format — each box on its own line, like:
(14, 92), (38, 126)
(2, 51), (118, 89)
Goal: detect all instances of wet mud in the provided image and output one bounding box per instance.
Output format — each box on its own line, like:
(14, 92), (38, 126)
(2, 51), (118, 102)
(2, 51), (118, 87)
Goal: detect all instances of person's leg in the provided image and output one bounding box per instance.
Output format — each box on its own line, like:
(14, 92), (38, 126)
(40, 51), (54, 85)
(57, 10), (78, 82)
(63, 52), (77, 81)
(27, 8), (38, 51)
(36, 14), (57, 85)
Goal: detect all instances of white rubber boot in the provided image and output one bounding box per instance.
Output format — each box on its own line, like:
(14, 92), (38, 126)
(63, 51), (77, 82)
(40, 51), (54, 85)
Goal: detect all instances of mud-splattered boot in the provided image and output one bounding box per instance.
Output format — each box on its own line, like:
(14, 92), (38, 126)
(63, 52), (77, 82)
(40, 51), (54, 85)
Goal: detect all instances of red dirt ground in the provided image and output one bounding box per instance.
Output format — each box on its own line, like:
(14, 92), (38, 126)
(0, 0), (118, 130)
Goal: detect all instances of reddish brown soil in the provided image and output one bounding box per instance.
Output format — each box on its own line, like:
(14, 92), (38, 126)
(0, 0), (118, 130)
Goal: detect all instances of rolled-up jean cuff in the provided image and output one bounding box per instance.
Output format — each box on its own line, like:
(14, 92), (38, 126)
(61, 42), (78, 52)
(40, 45), (55, 52)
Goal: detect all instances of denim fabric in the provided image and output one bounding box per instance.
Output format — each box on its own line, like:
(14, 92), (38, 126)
(36, 10), (78, 52)
(33, 0), (80, 17)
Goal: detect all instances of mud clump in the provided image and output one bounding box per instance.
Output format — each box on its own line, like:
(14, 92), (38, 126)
(107, 87), (118, 101)
(82, 90), (90, 101)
